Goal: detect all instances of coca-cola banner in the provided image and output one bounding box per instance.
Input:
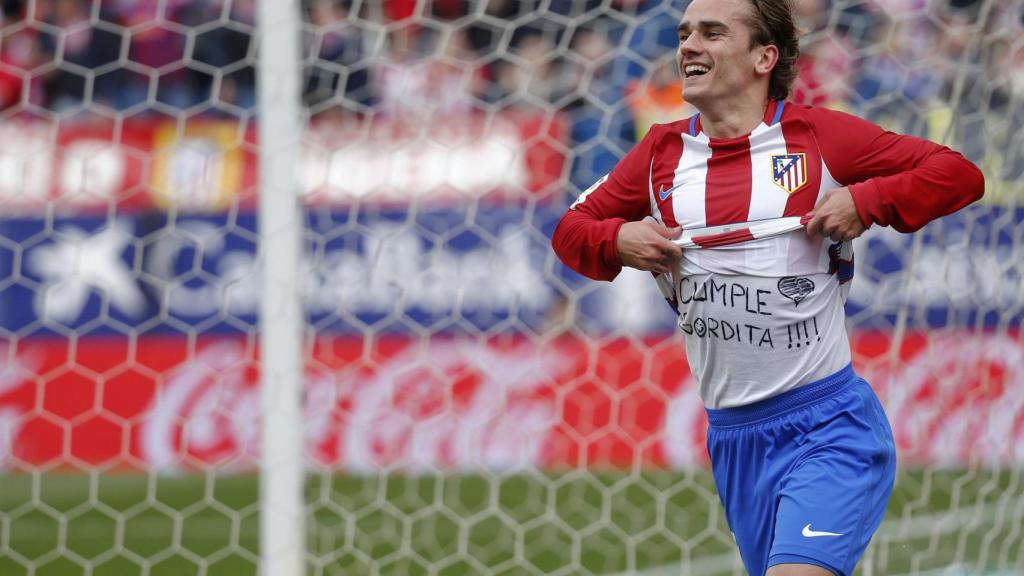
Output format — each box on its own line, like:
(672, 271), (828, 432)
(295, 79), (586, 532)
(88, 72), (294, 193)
(2, 330), (1021, 472)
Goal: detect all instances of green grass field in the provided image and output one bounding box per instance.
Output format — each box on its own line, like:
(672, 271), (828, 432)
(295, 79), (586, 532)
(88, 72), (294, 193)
(0, 469), (1021, 575)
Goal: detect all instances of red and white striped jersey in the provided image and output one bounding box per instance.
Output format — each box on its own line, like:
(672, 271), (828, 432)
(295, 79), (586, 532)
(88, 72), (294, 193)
(553, 101), (984, 408)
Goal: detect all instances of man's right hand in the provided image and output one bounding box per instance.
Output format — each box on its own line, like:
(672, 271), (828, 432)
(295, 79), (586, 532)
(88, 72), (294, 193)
(616, 219), (683, 275)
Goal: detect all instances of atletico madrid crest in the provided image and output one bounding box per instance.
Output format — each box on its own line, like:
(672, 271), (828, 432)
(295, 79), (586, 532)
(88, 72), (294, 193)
(771, 153), (807, 194)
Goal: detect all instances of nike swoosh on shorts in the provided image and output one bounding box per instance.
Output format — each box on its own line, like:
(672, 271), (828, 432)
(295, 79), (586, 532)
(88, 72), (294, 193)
(801, 523), (844, 538)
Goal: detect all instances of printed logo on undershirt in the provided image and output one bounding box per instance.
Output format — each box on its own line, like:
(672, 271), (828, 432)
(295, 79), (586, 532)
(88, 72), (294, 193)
(771, 153), (808, 194)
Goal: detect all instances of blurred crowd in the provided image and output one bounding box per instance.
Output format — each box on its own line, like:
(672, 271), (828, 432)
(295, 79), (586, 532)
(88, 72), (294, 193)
(0, 0), (257, 114)
(0, 0), (1022, 183)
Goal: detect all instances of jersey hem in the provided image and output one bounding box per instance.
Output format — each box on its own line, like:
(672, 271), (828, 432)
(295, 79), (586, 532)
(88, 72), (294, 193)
(705, 363), (855, 428)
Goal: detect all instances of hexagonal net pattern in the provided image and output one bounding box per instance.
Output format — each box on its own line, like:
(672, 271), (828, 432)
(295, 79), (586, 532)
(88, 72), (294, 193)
(0, 1), (1021, 576)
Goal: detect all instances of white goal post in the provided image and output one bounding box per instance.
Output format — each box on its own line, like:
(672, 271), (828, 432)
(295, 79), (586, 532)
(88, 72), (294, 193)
(257, 1), (304, 575)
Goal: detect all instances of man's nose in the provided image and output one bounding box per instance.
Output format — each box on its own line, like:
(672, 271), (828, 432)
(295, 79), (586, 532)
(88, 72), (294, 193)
(679, 42), (701, 61)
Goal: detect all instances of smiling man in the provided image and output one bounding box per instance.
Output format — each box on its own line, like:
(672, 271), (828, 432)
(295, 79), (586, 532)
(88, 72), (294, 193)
(551, 0), (985, 575)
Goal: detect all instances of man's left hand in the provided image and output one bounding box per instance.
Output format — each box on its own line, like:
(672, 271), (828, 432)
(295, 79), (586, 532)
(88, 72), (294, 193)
(804, 187), (867, 242)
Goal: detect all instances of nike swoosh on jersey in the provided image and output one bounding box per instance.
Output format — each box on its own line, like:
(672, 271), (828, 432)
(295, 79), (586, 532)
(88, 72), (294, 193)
(801, 524), (844, 538)
(658, 182), (684, 202)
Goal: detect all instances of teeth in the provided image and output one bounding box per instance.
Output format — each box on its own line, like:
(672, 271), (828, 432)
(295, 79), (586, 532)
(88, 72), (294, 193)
(685, 65), (709, 76)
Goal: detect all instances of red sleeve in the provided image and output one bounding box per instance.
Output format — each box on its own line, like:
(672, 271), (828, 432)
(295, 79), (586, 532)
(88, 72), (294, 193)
(551, 127), (660, 281)
(810, 107), (984, 232)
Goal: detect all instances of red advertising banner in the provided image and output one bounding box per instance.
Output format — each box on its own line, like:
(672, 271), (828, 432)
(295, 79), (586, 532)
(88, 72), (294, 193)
(0, 112), (567, 213)
(2, 331), (1021, 472)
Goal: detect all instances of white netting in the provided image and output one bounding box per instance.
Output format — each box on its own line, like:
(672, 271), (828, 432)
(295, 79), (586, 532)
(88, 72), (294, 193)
(0, 0), (1022, 575)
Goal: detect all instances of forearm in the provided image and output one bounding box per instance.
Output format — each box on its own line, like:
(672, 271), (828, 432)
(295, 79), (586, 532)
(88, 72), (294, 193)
(551, 210), (626, 281)
(850, 148), (985, 233)
(813, 107), (986, 232)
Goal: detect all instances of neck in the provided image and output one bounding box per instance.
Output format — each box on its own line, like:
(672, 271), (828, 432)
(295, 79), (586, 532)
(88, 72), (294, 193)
(696, 91), (771, 139)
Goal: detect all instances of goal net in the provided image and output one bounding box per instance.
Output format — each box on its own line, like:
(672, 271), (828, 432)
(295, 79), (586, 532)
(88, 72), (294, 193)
(0, 0), (1022, 575)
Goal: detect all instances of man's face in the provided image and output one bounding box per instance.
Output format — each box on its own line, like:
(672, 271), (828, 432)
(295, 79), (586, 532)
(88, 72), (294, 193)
(676, 0), (764, 108)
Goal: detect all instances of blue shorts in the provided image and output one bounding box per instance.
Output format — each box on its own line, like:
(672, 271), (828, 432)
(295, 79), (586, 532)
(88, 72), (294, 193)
(706, 364), (896, 576)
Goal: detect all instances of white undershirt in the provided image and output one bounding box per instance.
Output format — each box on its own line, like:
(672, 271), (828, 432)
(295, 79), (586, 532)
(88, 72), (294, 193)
(673, 231), (852, 408)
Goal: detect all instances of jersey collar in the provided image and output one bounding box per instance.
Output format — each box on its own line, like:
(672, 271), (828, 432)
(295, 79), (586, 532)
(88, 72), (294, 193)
(687, 100), (786, 137)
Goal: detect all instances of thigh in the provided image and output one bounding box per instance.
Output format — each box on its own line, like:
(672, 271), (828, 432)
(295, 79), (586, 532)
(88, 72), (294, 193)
(766, 564), (836, 576)
(708, 424), (778, 576)
(769, 382), (896, 576)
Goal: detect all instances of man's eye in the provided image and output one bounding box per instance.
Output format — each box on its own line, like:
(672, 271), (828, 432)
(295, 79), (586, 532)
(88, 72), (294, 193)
(706, 31), (720, 38)
(679, 35), (689, 43)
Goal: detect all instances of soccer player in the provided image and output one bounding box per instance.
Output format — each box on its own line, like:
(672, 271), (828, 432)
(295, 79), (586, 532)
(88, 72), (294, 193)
(550, 0), (985, 575)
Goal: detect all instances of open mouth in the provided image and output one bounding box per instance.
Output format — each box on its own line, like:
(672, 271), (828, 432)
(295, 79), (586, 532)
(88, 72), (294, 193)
(684, 64), (710, 78)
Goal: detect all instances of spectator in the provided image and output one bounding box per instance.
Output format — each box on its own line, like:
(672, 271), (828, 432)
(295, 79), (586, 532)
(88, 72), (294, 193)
(791, 0), (855, 108)
(36, 0), (124, 112)
(0, 1), (46, 110)
(120, 2), (193, 111)
(562, 23), (634, 196)
(433, 27), (491, 110)
(304, 0), (373, 112)
(625, 54), (693, 139)
(565, 25), (618, 103)
(377, 25), (487, 117)
(987, 2), (1024, 181)
(491, 31), (562, 110)
(928, 2), (993, 165)
(184, 0), (256, 112)
(852, 16), (941, 136)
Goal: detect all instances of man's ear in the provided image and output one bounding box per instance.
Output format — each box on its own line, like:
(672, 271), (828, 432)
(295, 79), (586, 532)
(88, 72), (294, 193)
(755, 44), (779, 75)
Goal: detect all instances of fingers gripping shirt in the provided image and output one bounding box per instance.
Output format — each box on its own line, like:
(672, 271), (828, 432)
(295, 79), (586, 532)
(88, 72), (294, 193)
(550, 101), (984, 408)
